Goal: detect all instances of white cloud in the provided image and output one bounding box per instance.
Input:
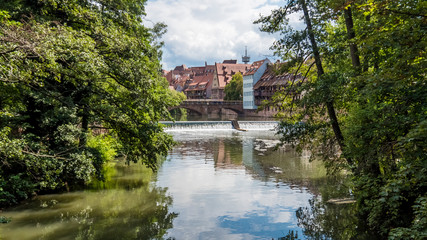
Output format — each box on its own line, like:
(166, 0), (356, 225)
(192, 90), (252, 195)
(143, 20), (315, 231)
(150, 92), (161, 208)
(145, 0), (303, 70)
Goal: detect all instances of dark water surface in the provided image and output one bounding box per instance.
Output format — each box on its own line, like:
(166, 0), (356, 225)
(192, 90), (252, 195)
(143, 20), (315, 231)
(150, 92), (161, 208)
(0, 126), (355, 240)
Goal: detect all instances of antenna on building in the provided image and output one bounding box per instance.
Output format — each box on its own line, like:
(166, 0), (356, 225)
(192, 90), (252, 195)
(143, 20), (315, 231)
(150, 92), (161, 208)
(242, 46), (250, 64)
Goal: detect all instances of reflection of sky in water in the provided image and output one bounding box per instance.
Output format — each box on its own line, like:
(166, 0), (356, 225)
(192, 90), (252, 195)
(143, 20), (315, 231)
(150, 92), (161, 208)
(158, 131), (313, 239)
(0, 128), (320, 240)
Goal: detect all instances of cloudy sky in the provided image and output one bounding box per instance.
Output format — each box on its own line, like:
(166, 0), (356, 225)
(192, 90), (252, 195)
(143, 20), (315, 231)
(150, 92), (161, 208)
(145, 0), (303, 70)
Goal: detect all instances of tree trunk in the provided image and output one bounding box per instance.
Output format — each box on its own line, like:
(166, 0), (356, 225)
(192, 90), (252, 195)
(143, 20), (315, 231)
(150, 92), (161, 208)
(344, 6), (361, 71)
(300, 0), (351, 164)
(79, 104), (89, 147)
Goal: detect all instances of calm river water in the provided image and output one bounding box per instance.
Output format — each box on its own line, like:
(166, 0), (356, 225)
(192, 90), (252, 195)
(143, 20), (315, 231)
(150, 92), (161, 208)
(0, 122), (355, 240)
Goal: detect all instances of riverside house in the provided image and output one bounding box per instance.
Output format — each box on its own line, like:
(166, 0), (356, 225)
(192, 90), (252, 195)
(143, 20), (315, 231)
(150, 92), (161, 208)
(211, 60), (250, 99)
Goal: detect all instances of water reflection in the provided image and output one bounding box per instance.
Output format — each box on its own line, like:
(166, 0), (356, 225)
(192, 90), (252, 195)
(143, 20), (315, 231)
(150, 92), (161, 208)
(0, 162), (177, 240)
(297, 196), (357, 240)
(158, 130), (324, 239)
(1, 129), (357, 240)
(293, 175), (377, 240)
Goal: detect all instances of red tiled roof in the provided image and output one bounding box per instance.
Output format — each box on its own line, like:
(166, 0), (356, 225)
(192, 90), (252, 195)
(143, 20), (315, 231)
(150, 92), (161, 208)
(185, 73), (214, 92)
(215, 63), (250, 89)
(191, 65), (215, 76)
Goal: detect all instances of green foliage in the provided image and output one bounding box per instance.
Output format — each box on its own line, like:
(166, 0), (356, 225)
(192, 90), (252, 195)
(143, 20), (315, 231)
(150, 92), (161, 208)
(257, 0), (426, 238)
(87, 132), (120, 180)
(170, 88), (187, 102)
(224, 72), (243, 100)
(344, 1), (427, 237)
(0, 174), (35, 206)
(87, 133), (119, 164)
(0, 127), (35, 206)
(278, 230), (299, 240)
(0, 0), (182, 207)
(388, 196), (427, 240)
(0, 216), (11, 223)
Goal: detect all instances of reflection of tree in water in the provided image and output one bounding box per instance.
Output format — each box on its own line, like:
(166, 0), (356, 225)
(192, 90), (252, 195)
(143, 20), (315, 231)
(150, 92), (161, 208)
(173, 135), (375, 240)
(296, 197), (357, 240)
(277, 176), (378, 240)
(69, 186), (178, 240)
(274, 196), (358, 240)
(71, 162), (178, 240)
(6, 161), (179, 240)
(296, 196), (381, 240)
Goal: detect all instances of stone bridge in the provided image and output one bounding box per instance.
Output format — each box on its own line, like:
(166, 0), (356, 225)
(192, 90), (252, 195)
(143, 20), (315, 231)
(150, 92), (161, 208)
(170, 99), (244, 115)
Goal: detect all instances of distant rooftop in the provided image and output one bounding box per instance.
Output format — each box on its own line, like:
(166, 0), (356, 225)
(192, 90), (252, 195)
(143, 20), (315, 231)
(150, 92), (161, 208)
(223, 59), (237, 64)
(174, 64), (188, 71)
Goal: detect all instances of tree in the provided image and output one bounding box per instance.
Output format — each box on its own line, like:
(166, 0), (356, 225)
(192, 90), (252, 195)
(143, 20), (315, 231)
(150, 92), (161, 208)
(256, 0), (426, 238)
(224, 72), (243, 100)
(255, 0), (351, 169)
(343, 1), (426, 238)
(0, 0), (181, 207)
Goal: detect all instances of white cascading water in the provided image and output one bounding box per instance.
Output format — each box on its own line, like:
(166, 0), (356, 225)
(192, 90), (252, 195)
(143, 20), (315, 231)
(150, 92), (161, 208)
(161, 121), (278, 131)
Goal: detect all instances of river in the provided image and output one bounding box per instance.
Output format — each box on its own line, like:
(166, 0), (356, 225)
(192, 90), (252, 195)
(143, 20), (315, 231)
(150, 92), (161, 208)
(0, 121), (356, 240)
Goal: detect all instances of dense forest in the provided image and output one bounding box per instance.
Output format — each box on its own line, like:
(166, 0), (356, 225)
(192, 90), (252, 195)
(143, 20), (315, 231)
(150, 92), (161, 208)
(0, 0), (183, 207)
(256, 0), (426, 239)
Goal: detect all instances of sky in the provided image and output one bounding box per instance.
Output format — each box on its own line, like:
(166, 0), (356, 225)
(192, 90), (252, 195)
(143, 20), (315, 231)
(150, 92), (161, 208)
(145, 0), (304, 70)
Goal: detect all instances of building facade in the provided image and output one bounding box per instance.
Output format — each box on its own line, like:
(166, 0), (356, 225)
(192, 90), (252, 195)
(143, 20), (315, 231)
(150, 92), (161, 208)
(242, 59), (270, 109)
(165, 63), (215, 99)
(253, 63), (302, 108)
(211, 60), (250, 99)
(184, 72), (214, 99)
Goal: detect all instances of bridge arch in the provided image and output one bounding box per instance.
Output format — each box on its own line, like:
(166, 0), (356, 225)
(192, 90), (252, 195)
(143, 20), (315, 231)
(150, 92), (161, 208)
(218, 107), (244, 115)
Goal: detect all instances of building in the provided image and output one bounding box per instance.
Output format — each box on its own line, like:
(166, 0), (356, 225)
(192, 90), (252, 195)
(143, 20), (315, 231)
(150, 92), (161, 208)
(165, 64), (193, 91)
(242, 59), (270, 109)
(184, 72), (214, 99)
(211, 60), (250, 99)
(165, 63), (215, 99)
(253, 63), (302, 108)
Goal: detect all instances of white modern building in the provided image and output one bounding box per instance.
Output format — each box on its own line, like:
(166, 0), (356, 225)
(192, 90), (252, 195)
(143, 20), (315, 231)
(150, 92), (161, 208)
(242, 59), (270, 109)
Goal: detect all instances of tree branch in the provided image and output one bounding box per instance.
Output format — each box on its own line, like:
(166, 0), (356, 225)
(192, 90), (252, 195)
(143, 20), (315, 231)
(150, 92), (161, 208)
(22, 150), (68, 160)
(0, 47), (19, 55)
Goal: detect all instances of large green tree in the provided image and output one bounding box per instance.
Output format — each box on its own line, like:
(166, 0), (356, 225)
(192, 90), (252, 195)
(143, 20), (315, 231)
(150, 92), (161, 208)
(256, 0), (426, 238)
(224, 72), (243, 100)
(0, 0), (181, 207)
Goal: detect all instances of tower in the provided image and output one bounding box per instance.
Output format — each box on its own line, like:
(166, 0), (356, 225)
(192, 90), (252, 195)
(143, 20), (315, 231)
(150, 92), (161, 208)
(242, 46), (250, 64)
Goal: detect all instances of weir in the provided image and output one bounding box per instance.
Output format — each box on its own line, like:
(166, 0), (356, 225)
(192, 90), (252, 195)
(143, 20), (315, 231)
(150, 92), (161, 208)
(161, 121), (278, 131)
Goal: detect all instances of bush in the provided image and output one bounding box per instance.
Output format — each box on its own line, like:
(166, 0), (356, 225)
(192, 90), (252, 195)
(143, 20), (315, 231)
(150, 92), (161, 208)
(0, 174), (35, 207)
(87, 132), (120, 180)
